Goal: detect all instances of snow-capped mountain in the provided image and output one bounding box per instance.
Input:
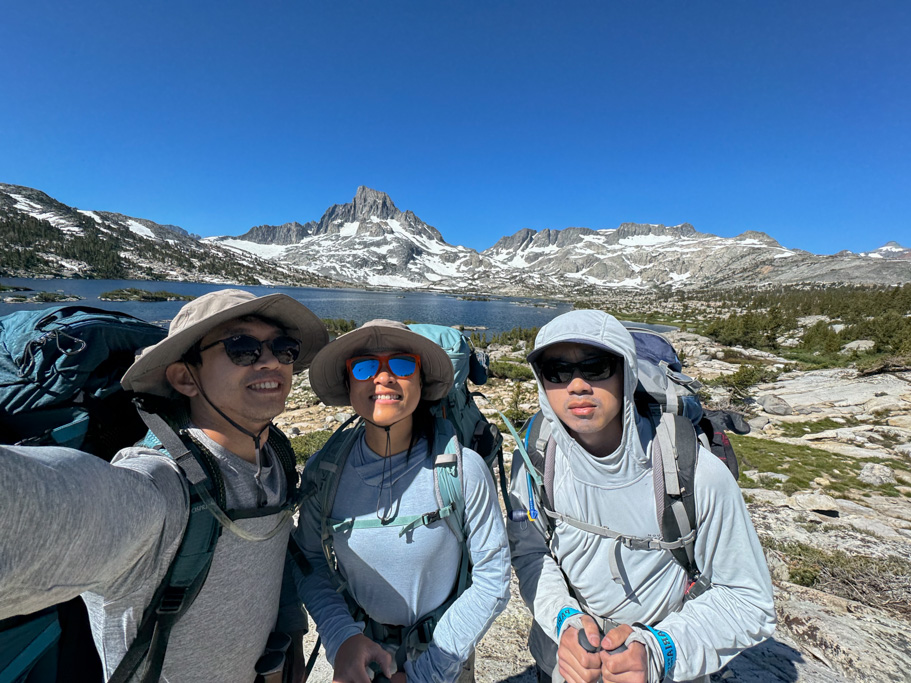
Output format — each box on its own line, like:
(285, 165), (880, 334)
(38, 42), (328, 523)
(860, 242), (911, 260)
(0, 183), (337, 287)
(3, 182), (910, 293)
(209, 186), (492, 289)
(482, 223), (802, 289)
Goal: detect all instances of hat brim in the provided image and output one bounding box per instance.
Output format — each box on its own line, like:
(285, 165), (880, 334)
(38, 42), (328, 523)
(122, 293), (329, 397)
(309, 324), (454, 407)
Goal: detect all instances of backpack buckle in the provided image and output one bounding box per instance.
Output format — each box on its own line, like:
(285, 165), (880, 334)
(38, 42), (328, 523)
(417, 616), (436, 644)
(421, 510), (442, 525)
(683, 573), (712, 601)
(157, 587), (189, 615)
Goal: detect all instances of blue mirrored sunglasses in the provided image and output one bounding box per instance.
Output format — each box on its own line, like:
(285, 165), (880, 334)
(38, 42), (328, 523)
(346, 353), (421, 381)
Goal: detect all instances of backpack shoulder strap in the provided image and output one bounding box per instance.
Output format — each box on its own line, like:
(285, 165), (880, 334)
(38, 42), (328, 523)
(109, 407), (224, 683)
(652, 413), (709, 599)
(268, 424), (301, 500)
(310, 415), (364, 594)
(431, 422), (470, 597)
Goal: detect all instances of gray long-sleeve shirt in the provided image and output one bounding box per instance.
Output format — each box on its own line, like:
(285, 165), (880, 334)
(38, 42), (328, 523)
(1, 429), (292, 682)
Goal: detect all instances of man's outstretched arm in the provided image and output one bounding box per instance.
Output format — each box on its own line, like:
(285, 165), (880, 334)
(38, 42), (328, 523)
(0, 445), (187, 618)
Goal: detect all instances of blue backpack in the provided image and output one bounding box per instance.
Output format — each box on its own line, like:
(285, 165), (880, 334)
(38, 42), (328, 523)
(0, 305), (167, 458)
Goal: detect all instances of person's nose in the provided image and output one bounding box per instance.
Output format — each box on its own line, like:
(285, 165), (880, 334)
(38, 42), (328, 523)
(254, 342), (281, 369)
(566, 372), (592, 393)
(373, 360), (396, 384)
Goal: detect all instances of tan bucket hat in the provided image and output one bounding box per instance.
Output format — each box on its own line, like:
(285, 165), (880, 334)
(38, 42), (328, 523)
(309, 319), (454, 406)
(121, 289), (329, 397)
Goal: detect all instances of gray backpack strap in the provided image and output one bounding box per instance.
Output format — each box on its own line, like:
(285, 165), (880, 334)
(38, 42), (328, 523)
(653, 413), (708, 599)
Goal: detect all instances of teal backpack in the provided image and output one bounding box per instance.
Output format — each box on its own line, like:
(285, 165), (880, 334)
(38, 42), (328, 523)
(306, 415), (469, 669)
(0, 305), (167, 458)
(406, 324), (503, 471)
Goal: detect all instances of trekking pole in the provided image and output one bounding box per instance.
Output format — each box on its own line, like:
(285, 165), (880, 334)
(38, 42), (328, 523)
(577, 624), (628, 655)
(301, 636), (322, 683)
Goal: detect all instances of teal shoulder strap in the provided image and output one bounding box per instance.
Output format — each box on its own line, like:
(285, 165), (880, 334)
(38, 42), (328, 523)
(313, 415), (365, 594)
(431, 421), (470, 600)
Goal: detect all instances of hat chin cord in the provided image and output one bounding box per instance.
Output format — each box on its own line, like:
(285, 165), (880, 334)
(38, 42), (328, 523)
(171, 363), (294, 542)
(360, 415), (413, 525)
(183, 362), (270, 482)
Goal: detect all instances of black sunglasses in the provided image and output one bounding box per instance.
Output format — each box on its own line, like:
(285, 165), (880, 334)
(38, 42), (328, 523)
(198, 334), (301, 366)
(536, 354), (620, 384)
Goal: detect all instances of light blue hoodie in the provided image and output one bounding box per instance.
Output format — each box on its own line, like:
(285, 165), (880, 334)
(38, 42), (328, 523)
(508, 310), (775, 682)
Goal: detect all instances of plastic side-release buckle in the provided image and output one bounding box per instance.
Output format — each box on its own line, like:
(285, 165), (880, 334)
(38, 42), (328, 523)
(156, 587), (189, 616)
(683, 573), (712, 600)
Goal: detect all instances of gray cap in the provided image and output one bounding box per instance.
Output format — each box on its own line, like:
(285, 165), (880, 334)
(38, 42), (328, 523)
(308, 319), (454, 407)
(121, 289), (329, 397)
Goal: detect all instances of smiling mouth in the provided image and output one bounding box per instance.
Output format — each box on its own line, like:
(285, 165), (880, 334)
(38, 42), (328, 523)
(249, 380), (282, 391)
(372, 393), (402, 402)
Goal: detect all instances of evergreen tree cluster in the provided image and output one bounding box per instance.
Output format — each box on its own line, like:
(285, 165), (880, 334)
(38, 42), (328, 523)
(469, 326), (539, 349)
(696, 285), (911, 355)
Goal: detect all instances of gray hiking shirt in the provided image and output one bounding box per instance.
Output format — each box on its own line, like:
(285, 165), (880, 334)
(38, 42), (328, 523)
(0, 428), (293, 682)
(507, 310), (775, 682)
(295, 434), (510, 683)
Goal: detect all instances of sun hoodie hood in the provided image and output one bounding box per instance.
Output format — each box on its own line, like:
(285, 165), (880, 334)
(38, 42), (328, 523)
(528, 310), (651, 486)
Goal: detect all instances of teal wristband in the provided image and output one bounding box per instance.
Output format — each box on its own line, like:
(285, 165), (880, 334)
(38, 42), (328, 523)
(634, 623), (676, 679)
(555, 607), (582, 637)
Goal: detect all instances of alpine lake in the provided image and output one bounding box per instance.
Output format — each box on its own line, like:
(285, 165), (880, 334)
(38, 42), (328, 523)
(0, 278), (572, 336)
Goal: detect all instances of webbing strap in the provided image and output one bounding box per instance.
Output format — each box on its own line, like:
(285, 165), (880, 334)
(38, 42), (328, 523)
(544, 509), (695, 552)
(656, 418), (681, 497)
(325, 503), (455, 536)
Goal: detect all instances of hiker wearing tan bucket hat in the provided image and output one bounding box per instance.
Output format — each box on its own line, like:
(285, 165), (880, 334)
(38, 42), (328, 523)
(0, 289), (328, 683)
(293, 320), (510, 683)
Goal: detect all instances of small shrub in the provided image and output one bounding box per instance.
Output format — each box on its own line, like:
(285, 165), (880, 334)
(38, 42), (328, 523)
(763, 539), (911, 618)
(322, 319), (357, 337)
(708, 364), (781, 400)
(503, 382), (534, 424)
(489, 361), (535, 381)
(289, 430), (332, 466)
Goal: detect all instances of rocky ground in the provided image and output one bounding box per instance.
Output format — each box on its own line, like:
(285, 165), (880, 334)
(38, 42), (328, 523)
(280, 331), (911, 683)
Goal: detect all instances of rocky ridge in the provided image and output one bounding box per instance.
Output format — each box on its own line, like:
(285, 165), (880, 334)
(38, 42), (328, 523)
(0, 183), (338, 287)
(3, 182), (910, 294)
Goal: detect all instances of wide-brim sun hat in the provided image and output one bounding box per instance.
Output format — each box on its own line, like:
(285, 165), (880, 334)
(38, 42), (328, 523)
(309, 319), (454, 407)
(121, 289), (329, 397)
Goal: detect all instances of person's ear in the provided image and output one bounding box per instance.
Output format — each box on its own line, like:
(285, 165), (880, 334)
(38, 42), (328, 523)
(166, 362), (199, 398)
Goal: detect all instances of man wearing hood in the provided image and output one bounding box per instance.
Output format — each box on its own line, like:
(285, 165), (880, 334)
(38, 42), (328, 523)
(0, 290), (328, 682)
(508, 310), (775, 683)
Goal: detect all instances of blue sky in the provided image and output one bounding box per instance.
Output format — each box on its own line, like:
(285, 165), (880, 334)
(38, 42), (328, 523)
(2, 1), (908, 254)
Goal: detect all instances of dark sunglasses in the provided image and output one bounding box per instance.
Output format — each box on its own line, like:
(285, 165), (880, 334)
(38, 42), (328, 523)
(536, 354), (620, 384)
(198, 334), (301, 366)
(346, 353), (421, 381)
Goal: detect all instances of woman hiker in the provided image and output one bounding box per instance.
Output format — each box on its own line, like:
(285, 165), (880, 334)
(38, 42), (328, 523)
(293, 319), (510, 683)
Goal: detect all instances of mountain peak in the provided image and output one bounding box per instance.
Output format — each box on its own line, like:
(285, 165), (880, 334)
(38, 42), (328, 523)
(352, 186), (399, 220)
